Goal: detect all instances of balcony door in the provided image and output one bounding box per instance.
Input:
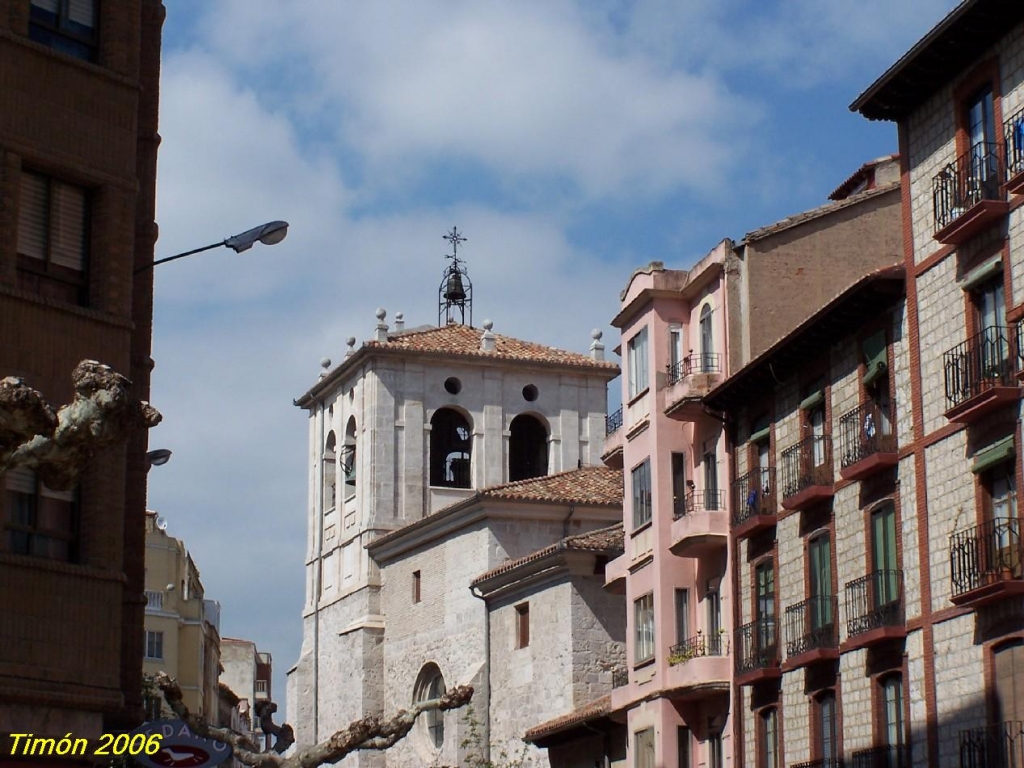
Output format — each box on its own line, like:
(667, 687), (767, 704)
(756, 561), (776, 655)
(704, 445), (719, 510)
(984, 462), (1019, 574)
(809, 534), (833, 632)
(871, 504), (899, 611)
(976, 279), (1009, 379)
(994, 640), (1024, 724)
(967, 86), (998, 194)
(880, 675), (905, 766)
(810, 406), (826, 468)
(699, 304), (713, 372)
(706, 584), (721, 653)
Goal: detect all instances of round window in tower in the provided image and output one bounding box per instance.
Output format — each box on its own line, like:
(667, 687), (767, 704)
(444, 377), (462, 395)
(522, 384), (539, 402)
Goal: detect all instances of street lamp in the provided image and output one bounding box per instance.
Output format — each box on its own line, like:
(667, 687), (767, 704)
(134, 220), (289, 274)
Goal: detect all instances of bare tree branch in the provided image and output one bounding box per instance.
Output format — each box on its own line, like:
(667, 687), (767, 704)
(0, 360), (161, 488)
(155, 672), (474, 768)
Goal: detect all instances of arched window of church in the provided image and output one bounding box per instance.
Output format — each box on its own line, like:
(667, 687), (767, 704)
(430, 408), (472, 488)
(509, 414), (548, 482)
(323, 431), (337, 511)
(343, 417), (357, 500)
(414, 663), (446, 749)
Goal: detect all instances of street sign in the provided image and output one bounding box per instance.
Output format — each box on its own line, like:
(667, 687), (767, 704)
(131, 719), (233, 768)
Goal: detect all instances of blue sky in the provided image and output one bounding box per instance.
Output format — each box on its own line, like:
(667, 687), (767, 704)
(146, 0), (959, 722)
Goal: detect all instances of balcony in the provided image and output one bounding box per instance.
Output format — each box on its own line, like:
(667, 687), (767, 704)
(784, 596), (839, 669)
(959, 721), (1024, 767)
(664, 352), (722, 420)
(793, 760), (845, 768)
(735, 618), (780, 686)
(843, 570), (905, 650)
(943, 326), (1021, 423)
(950, 519), (1024, 607)
(670, 489), (727, 557)
(732, 467), (777, 539)
(144, 590), (164, 611)
(1005, 106), (1024, 195)
(603, 551), (627, 595)
(839, 400), (897, 482)
(780, 436), (834, 511)
(933, 142), (1008, 245)
(601, 407), (624, 468)
(665, 631), (730, 701)
(850, 746), (908, 768)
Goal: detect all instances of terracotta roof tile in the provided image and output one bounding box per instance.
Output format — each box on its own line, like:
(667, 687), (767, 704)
(744, 183), (898, 242)
(365, 323), (618, 371)
(472, 522), (624, 586)
(477, 465), (623, 506)
(524, 695), (612, 743)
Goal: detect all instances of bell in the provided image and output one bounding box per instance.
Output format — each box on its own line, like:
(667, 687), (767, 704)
(445, 271), (466, 302)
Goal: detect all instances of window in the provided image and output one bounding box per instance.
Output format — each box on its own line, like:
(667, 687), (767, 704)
(755, 560), (776, 653)
(412, 570), (421, 604)
(973, 278), (1009, 380)
(703, 442), (719, 509)
(675, 588), (690, 644)
(255, 680), (267, 693)
(5, 468), (78, 562)
(414, 664), (446, 749)
(760, 707), (779, 768)
(144, 695), (162, 722)
(808, 534), (833, 630)
(880, 675), (904, 756)
(966, 85), (999, 196)
(144, 590), (163, 610)
(634, 593), (655, 663)
(323, 431), (337, 511)
(707, 728), (723, 768)
(509, 414), (548, 481)
(634, 728), (655, 768)
(672, 452), (687, 518)
(429, 408), (471, 488)
(871, 504), (899, 606)
(29, 0), (98, 61)
(706, 585), (722, 652)
(669, 325), (684, 376)
(342, 417), (357, 500)
(699, 304), (714, 371)
(145, 631), (163, 660)
(817, 691), (837, 761)
(17, 171), (89, 305)
(677, 726), (691, 768)
(983, 461), (1018, 574)
(516, 603), (530, 649)
(627, 327), (649, 399)
(631, 459), (652, 529)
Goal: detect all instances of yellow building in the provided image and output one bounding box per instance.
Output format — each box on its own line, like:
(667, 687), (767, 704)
(143, 511), (221, 721)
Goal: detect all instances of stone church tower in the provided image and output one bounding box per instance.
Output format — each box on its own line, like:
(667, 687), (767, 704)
(286, 236), (619, 764)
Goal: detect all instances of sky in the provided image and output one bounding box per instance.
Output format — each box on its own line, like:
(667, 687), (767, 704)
(146, 0), (961, 722)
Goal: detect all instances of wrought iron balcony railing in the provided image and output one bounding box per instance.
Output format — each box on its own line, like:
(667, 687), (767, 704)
(1006, 106), (1024, 180)
(673, 488), (726, 520)
(850, 745), (908, 768)
(943, 326), (1019, 409)
(781, 435), (833, 499)
(785, 595), (839, 658)
(735, 617), (779, 676)
(950, 518), (1023, 600)
(933, 141), (1003, 232)
(845, 570), (904, 638)
(793, 760), (845, 768)
(732, 467), (776, 526)
(605, 407), (623, 436)
(839, 400), (896, 469)
(667, 352), (722, 384)
(960, 721), (1024, 768)
(668, 631), (725, 665)
(611, 667), (629, 688)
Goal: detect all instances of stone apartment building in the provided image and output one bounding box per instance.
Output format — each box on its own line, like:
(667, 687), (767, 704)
(286, 258), (625, 766)
(143, 512), (222, 723)
(600, 160), (901, 768)
(705, 267), (907, 767)
(221, 638), (272, 745)
(845, 0), (1024, 764)
(0, 0), (164, 761)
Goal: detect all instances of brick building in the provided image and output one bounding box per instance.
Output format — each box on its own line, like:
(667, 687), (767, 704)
(846, 0), (1024, 764)
(0, 0), (165, 758)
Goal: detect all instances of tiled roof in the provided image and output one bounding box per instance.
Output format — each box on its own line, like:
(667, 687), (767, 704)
(471, 522), (624, 586)
(743, 183), (897, 242)
(828, 154), (899, 201)
(368, 466), (623, 555)
(524, 695), (612, 743)
(365, 323), (618, 371)
(477, 465), (623, 506)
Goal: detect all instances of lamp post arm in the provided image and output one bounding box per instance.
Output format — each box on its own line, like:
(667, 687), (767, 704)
(134, 240), (226, 275)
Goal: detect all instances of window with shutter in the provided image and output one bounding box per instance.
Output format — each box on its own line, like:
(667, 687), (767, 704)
(4, 467), (79, 562)
(17, 171), (89, 305)
(29, 0), (98, 61)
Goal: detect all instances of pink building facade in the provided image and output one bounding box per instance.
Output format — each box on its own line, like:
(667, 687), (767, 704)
(604, 241), (734, 768)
